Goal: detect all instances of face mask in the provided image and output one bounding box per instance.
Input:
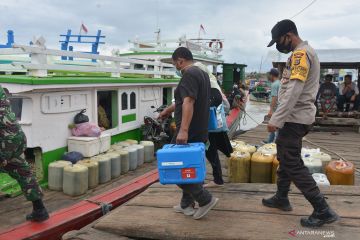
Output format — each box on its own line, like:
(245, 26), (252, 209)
(175, 69), (182, 77)
(276, 36), (292, 54)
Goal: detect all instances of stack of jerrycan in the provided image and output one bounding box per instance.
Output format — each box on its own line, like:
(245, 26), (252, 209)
(227, 140), (246, 169)
(228, 141), (256, 183)
(48, 161), (72, 191)
(326, 160), (355, 185)
(258, 143), (278, 184)
(301, 148), (325, 173)
(77, 159), (99, 189)
(250, 151), (274, 183)
(63, 164), (88, 196)
(228, 151), (251, 183)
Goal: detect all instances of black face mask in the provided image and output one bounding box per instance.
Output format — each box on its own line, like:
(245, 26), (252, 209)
(276, 36), (292, 54)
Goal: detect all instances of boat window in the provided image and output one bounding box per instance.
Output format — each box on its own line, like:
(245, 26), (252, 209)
(121, 92), (128, 110)
(9, 98), (23, 121)
(162, 87), (172, 106)
(130, 92), (136, 109)
(97, 91), (118, 130)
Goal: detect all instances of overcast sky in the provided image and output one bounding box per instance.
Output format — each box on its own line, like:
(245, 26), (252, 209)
(0, 0), (359, 71)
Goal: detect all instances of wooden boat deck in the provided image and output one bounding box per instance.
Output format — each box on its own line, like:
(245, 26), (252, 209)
(0, 162), (157, 231)
(62, 183), (360, 240)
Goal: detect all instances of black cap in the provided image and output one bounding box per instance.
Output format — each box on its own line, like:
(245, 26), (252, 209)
(268, 68), (279, 77)
(267, 19), (297, 47)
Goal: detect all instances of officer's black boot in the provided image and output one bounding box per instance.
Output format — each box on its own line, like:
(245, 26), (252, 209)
(300, 194), (339, 228)
(262, 190), (293, 211)
(26, 199), (49, 222)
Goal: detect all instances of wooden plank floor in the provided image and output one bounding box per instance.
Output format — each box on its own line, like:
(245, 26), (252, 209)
(234, 124), (360, 185)
(0, 161), (157, 231)
(63, 183), (360, 240)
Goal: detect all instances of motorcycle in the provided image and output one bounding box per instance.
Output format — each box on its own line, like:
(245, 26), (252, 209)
(142, 105), (174, 145)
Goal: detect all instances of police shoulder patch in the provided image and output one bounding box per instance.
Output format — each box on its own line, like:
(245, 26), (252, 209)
(290, 49), (309, 82)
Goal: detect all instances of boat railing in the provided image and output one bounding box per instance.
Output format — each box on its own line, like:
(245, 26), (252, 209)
(0, 44), (175, 78)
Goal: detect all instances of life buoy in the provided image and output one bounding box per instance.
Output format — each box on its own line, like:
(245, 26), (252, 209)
(209, 39), (223, 49)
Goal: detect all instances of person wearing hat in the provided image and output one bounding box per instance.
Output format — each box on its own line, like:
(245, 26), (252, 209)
(263, 19), (339, 227)
(262, 68), (280, 144)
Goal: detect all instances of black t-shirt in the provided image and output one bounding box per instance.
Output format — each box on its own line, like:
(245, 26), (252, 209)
(174, 66), (210, 143)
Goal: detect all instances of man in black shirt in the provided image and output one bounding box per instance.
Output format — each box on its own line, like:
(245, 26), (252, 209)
(159, 47), (219, 220)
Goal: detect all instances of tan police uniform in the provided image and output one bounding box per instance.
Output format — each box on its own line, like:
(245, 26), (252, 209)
(269, 41), (322, 201)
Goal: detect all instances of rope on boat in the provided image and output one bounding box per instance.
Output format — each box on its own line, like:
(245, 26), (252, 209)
(84, 199), (112, 215)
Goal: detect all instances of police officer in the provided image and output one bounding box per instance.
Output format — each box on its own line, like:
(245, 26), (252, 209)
(0, 85), (49, 222)
(263, 20), (339, 227)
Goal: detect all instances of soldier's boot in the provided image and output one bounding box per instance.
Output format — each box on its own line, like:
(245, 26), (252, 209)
(26, 199), (49, 222)
(262, 190), (293, 211)
(301, 194), (339, 228)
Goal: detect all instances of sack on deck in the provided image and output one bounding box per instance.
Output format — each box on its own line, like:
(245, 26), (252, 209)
(71, 122), (101, 137)
(74, 109), (89, 124)
(62, 151), (84, 164)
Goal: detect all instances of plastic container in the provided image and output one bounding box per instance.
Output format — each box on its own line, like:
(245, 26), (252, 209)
(312, 173), (330, 186)
(107, 152), (121, 179)
(63, 164), (88, 196)
(157, 143), (206, 184)
(140, 141), (155, 163)
(124, 147), (138, 171)
(313, 152), (332, 172)
(228, 151), (251, 183)
(250, 152), (274, 183)
(77, 160), (99, 189)
(48, 160), (72, 191)
(257, 144), (277, 156)
(303, 154), (323, 174)
(67, 133), (111, 157)
(111, 145), (123, 151)
(325, 160), (354, 185)
(118, 150), (130, 174)
(235, 144), (257, 155)
(125, 139), (138, 145)
(92, 155), (111, 184)
(230, 140), (245, 149)
(133, 144), (145, 166)
(117, 141), (131, 147)
(272, 157), (279, 184)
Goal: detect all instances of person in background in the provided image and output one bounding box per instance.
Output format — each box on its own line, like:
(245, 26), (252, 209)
(97, 98), (110, 130)
(318, 74), (337, 119)
(0, 86), (49, 222)
(262, 68), (280, 144)
(264, 19), (338, 227)
(193, 62), (233, 188)
(337, 74), (360, 112)
(158, 47), (218, 220)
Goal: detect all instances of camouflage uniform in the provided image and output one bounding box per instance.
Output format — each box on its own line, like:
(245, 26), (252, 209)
(0, 85), (43, 201)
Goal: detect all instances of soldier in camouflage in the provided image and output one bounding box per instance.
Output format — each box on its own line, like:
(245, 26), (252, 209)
(0, 85), (49, 222)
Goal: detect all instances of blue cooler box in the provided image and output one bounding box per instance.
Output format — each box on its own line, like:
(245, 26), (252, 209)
(157, 143), (206, 184)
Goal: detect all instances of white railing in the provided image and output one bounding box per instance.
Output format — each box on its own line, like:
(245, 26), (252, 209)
(0, 44), (175, 78)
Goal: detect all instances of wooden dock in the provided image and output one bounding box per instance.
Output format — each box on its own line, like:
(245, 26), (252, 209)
(63, 183), (360, 240)
(62, 124), (360, 240)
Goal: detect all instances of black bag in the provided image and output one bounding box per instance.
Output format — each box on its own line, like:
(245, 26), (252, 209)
(74, 109), (89, 124)
(62, 151), (84, 164)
